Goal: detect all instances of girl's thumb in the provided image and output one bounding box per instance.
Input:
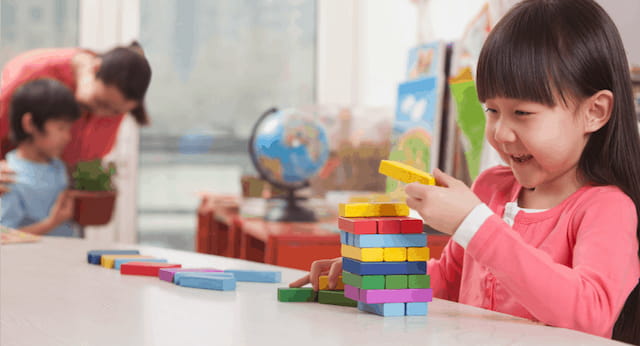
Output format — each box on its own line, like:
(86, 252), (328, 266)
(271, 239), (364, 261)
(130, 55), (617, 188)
(433, 168), (455, 187)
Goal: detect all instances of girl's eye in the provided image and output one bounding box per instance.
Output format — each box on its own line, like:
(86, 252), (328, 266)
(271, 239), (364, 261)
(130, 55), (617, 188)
(484, 108), (497, 114)
(515, 110), (532, 116)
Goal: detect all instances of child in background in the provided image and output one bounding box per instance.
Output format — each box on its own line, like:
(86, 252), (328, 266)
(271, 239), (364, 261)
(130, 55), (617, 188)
(290, 0), (640, 343)
(0, 79), (81, 236)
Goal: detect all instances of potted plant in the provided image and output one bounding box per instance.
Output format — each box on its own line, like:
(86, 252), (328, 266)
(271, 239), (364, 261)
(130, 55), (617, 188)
(71, 159), (117, 226)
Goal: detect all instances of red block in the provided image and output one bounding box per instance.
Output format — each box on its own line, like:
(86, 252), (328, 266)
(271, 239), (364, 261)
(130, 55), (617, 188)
(120, 262), (182, 276)
(400, 217), (423, 234)
(374, 217), (401, 234)
(338, 217), (377, 234)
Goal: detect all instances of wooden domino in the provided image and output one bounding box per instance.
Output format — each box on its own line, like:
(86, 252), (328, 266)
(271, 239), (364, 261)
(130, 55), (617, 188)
(358, 287), (433, 304)
(174, 272), (234, 285)
(407, 247), (430, 261)
(101, 255), (152, 268)
(341, 244), (383, 262)
(378, 160), (435, 185)
(345, 233), (427, 248)
(158, 268), (222, 282)
(120, 262), (181, 276)
(342, 271), (385, 290)
(223, 270), (281, 283)
(342, 258), (426, 275)
(317, 290), (357, 307)
(277, 288), (318, 302)
(87, 250), (139, 264)
(385, 275), (408, 289)
(408, 275), (430, 289)
(114, 258), (167, 270)
(357, 302), (405, 317)
(176, 272), (236, 291)
(339, 203), (409, 218)
(338, 217), (377, 234)
(383, 247), (407, 262)
(318, 275), (344, 290)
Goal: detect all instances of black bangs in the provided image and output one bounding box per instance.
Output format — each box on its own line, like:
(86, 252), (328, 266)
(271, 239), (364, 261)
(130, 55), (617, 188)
(476, 1), (585, 106)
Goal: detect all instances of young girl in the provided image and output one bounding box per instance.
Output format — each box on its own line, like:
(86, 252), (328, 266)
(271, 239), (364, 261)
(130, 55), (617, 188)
(290, 0), (640, 343)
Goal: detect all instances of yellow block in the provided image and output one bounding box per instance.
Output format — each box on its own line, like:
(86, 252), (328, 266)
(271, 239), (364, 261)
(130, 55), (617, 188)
(319, 275), (344, 290)
(341, 244), (383, 262)
(407, 247), (430, 261)
(383, 247), (407, 262)
(101, 255), (151, 268)
(378, 160), (436, 185)
(338, 202), (409, 217)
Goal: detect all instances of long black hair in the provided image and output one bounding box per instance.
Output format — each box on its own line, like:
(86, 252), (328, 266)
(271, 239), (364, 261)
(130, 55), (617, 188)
(476, 0), (640, 344)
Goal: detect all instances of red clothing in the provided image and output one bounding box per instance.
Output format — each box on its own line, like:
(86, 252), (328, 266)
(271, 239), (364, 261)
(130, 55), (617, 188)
(429, 165), (640, 338)
(0, 48), (124, 166)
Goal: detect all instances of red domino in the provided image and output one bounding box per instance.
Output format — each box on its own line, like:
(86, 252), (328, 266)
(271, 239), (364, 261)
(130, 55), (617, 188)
(374, 217), (402, 234)
(400, 218), (423, 234)
(121, 262), (182, 276)
(338, 217), (377, 234)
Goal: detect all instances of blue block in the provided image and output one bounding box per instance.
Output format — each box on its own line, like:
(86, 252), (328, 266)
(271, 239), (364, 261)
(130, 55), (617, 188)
(87, 250), (139, 264)
(358, 302), (405, 316)
(342, 258), (426, 275)
(340, 231), (349, 245)
(347, 233), (426, 248)
(177, 273), (236, 291)
(114, 258), (167, 269)
(405, 302), (428, 316)
(223, 270), (281, 283)
(174, 272), (234, 285)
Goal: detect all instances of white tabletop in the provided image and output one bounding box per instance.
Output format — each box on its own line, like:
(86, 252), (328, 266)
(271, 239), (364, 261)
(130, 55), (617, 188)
(0, 237), (626, 346)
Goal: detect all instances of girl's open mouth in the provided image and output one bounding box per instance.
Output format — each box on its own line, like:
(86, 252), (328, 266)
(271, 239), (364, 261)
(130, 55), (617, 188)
(511, 154), (533, 163)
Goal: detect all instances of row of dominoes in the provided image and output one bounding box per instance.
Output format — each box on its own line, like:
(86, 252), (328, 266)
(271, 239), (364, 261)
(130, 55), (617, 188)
(277, 275), (356, 307)
(87, 250), (281, 291)
(339, 202), (432, 317)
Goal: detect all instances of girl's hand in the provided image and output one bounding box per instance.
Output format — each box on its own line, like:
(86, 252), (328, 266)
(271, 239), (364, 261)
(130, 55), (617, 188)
(405, 168), (482, 235)
(289, 257), (342, 291)
(47, 190), (75, 226)
(0, 160), (15, 196)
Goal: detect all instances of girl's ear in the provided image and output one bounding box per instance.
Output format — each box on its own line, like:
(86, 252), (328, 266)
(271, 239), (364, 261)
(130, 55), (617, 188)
(584, 90), (613, 133)
(21, 113), (35, 134)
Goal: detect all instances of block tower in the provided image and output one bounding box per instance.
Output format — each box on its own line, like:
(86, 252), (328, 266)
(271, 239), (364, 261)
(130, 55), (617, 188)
(338, 159), (434, 316)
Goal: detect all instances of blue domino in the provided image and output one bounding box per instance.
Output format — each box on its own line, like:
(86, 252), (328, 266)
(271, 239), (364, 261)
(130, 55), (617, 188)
(358, 302), (405, 317)
(176, 273), (236, 291)
(113, 258), (167, 269)
(342, 257), (426, 275)
(405, 302), (428, 316)
(341, 231), (426, 248)
(87, 250), (140, 264)
(223, 270), (281, 283)
(174, 272), (234, 285)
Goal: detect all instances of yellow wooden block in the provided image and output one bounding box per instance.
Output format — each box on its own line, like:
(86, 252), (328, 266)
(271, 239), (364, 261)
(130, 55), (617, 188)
(383, 247), (407, 262)
(319, 275), (344, 290)
(341, 244), (384, 262)
(101, 255), (151, 268)
(407, 247), (430, 261)
(378, 160), (435, 185)
(338, 202), (409, 217)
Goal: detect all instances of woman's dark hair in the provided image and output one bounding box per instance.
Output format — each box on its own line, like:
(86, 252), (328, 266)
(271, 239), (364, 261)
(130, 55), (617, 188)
(476, 0), (640, 344)
(96, 41), (151, 125)
(9, 79), (80, 144)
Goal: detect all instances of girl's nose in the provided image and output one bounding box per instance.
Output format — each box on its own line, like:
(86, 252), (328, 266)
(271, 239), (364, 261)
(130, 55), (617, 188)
(492, 119), (517, 143)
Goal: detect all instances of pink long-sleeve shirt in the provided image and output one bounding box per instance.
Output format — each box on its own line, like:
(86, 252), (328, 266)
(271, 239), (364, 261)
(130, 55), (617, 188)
(428, 165), (640, 338)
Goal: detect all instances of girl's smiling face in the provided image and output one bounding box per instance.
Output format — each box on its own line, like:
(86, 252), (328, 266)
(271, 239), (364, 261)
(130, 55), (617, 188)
(484, 96), (591, 194)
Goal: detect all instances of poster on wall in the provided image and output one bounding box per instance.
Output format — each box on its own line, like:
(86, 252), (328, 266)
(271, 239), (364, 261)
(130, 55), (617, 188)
(406, 41), (446, 80)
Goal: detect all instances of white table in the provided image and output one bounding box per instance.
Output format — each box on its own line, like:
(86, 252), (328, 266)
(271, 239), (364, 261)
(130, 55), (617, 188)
(0, 237), (626, 346)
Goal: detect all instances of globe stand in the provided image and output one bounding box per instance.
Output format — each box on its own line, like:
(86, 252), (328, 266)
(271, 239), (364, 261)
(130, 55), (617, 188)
(265, 189), (317, 222)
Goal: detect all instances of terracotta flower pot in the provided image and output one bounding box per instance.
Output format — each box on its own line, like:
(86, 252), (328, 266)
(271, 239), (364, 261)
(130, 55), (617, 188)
(73, 190), (117, 226)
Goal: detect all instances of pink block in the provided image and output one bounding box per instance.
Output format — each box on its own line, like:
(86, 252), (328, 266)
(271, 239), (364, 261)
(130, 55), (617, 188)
(344, 284), (361, 301)
(338, 217), (377, 234)
(158, 268), (222, 282)
(359, 288), (433, 304)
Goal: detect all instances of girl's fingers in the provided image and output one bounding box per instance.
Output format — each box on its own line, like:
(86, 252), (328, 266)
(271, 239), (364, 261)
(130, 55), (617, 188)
(289, 274), (311, 288)
(327, 258), (343, 289)
(433, 168), (457, 188)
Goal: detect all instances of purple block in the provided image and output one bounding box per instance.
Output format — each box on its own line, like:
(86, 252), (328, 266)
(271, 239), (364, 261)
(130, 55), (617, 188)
(359, 288), (433, 304)
(344, 284), (361, 301)
(158, 268), (222, 282)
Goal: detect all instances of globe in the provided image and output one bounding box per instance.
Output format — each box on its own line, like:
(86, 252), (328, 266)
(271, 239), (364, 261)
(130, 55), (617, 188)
(249, 107), (330, 222)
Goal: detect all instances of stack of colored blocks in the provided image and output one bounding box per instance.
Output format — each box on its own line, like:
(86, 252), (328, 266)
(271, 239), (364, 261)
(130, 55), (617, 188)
(339, 202), (432, 316)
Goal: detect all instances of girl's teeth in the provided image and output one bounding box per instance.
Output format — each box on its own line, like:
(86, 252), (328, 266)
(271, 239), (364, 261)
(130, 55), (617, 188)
(512, 155), (532, 163)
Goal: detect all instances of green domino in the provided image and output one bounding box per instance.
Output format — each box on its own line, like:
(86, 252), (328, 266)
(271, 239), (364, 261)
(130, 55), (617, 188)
(318, 290), (357, 307)
(408, 274), (430, 289)
(385, 275), (408, 289)
(277, 287), (318, 302)
(342, 271), (385, 289)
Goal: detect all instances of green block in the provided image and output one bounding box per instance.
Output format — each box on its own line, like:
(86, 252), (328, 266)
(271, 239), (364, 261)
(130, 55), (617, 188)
(385, 275), (408, 289)
(408, 275), (430, 289)
(342, 271), (385, 289)
(318, 290), (357, 307)
(277, 288), (317, 302)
